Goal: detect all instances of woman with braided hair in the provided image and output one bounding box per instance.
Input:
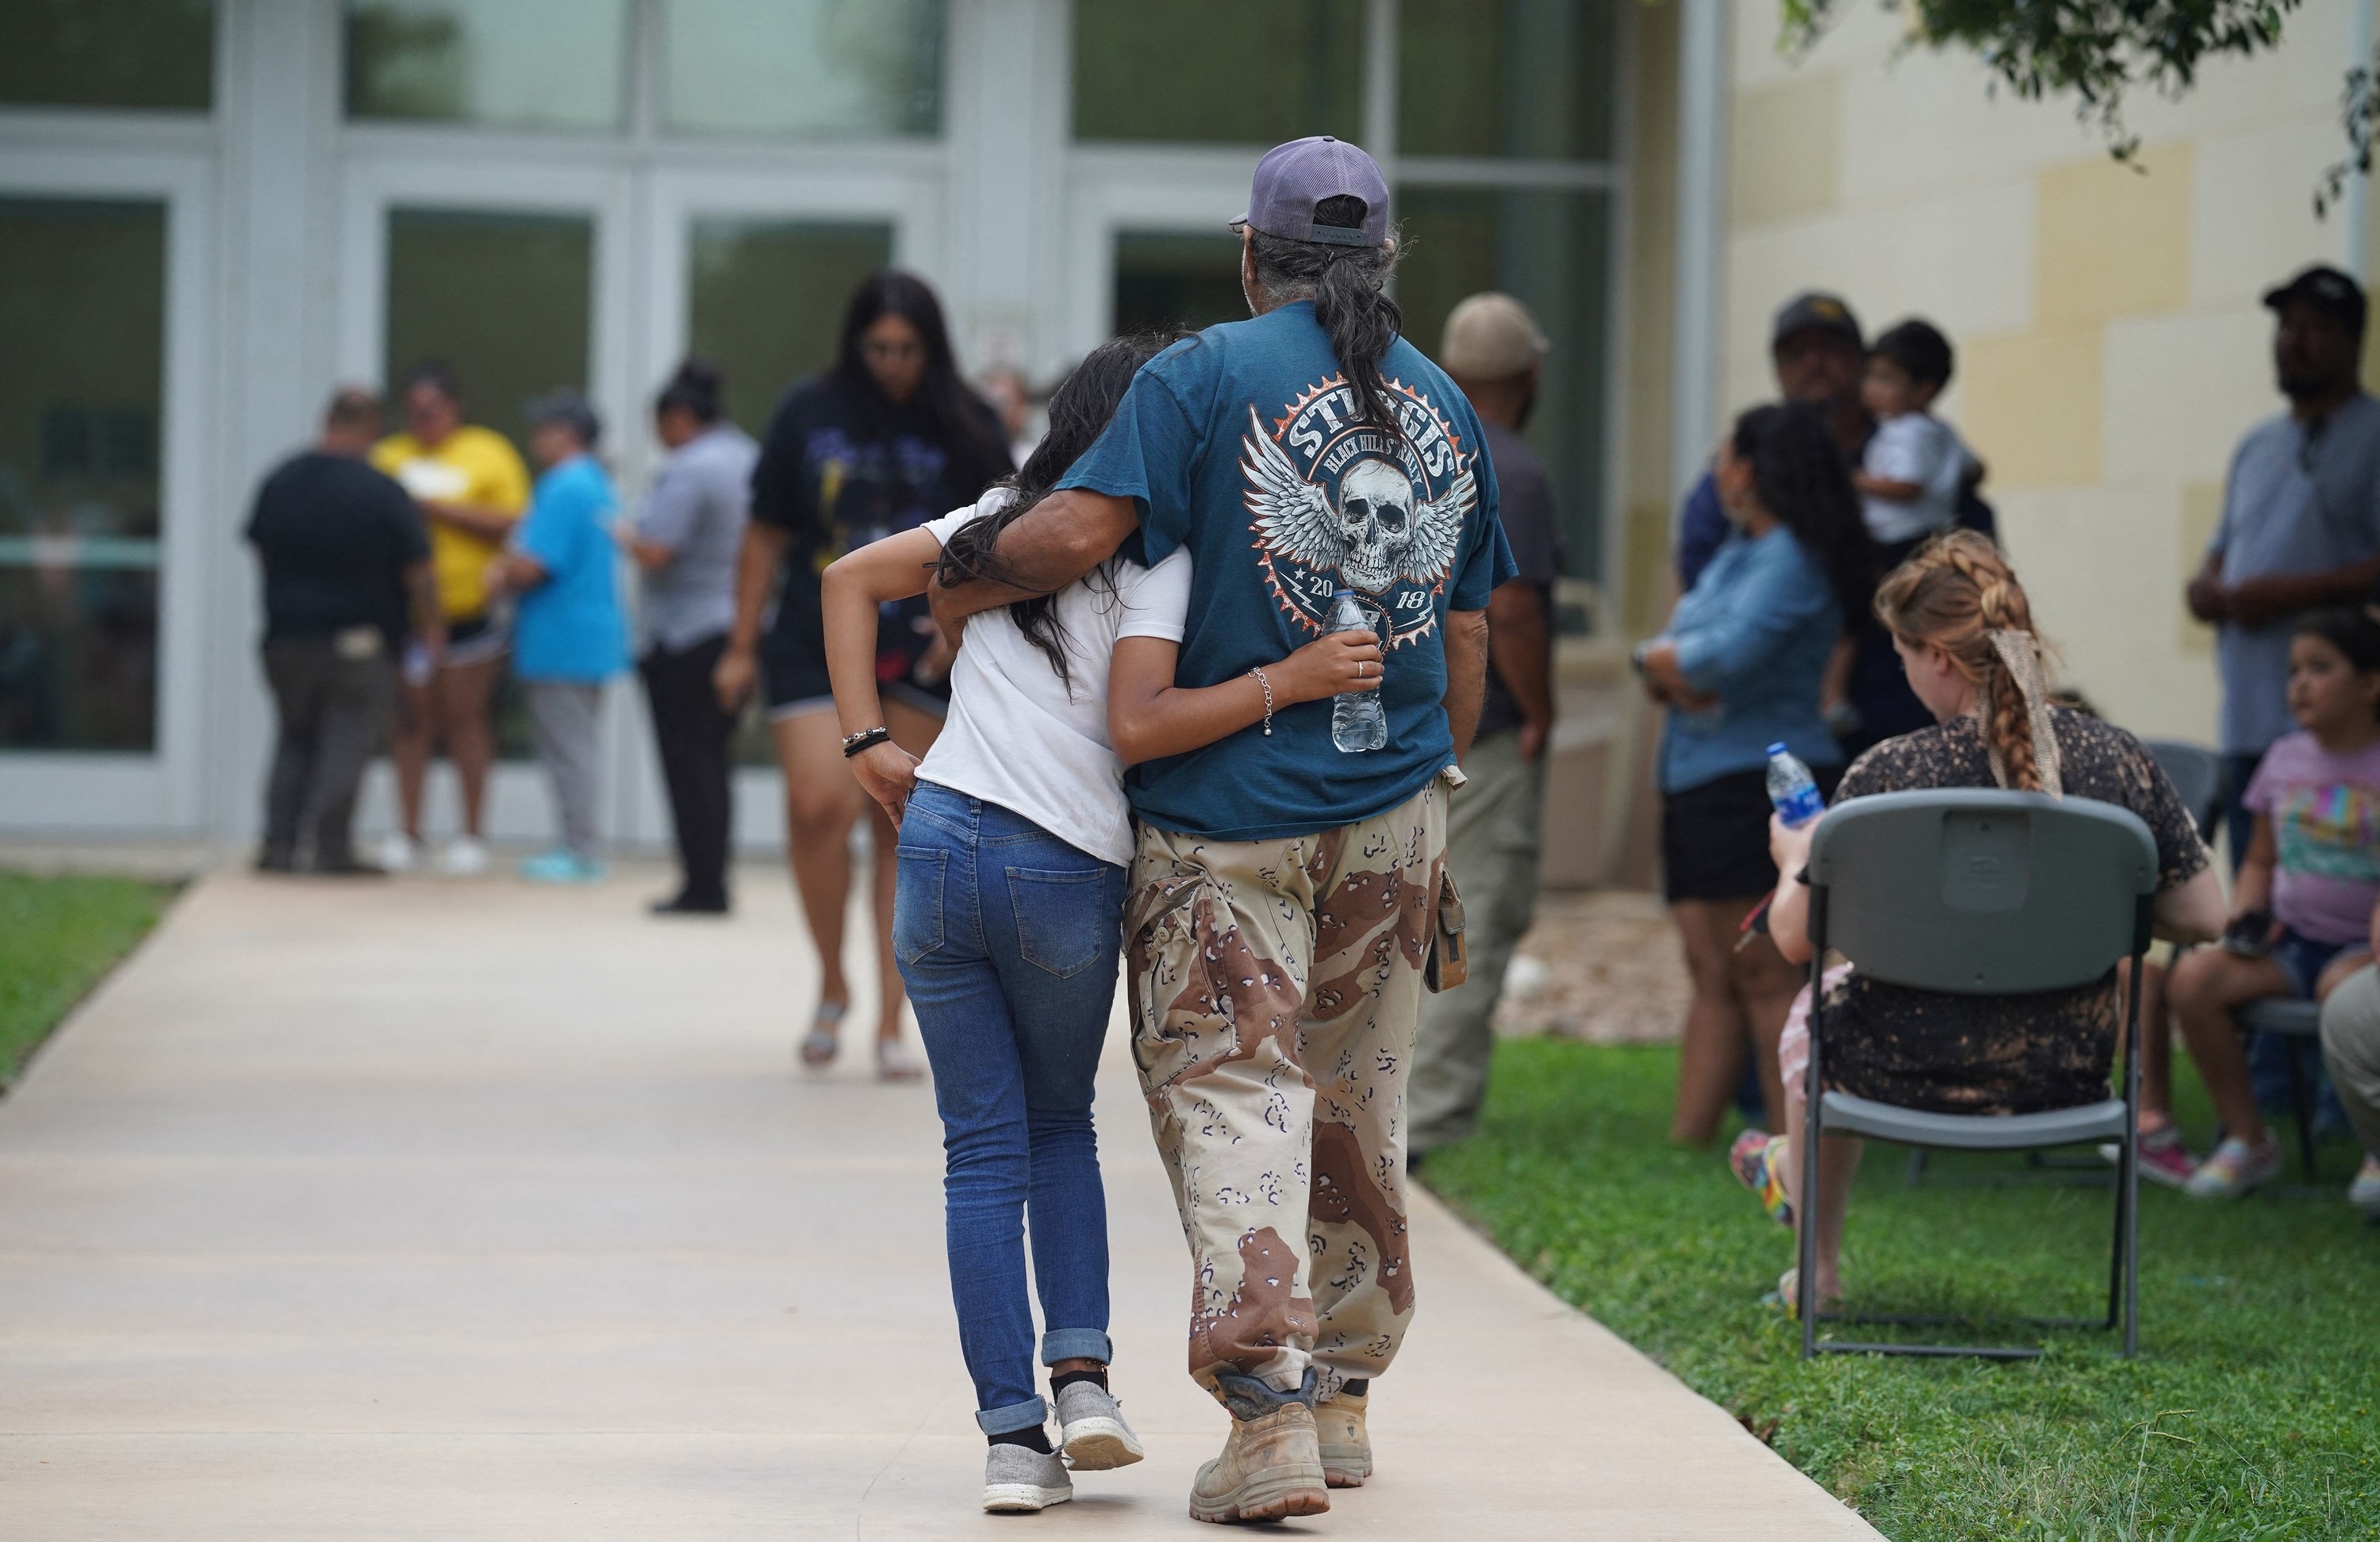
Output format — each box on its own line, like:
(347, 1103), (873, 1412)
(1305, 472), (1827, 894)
(1733, 531), (2225, 1307)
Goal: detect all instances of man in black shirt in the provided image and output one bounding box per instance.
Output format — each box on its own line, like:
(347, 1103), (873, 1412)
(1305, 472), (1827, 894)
(245, 389), (440, 873)
(1411, 293), (1564, 1160)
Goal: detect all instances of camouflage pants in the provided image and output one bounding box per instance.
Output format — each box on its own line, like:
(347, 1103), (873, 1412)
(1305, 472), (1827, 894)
(1123, 777), (1450, 1402)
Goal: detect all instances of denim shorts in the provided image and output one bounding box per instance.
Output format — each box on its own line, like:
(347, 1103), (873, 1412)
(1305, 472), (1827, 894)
(2269, 926), (2351, 1000)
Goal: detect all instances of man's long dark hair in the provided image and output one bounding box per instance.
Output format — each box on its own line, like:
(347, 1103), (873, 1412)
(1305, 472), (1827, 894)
(935, 330), (1187, 696)
(1729, 401), (1874, 627)
(1247, 194), (1405, 445)
(833, 270), (1010, 494)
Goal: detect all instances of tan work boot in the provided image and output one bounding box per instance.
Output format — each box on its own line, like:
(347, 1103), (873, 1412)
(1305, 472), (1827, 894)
(1315, 1380), (1372, 1487)
(1189, 1370), (1330, 1525)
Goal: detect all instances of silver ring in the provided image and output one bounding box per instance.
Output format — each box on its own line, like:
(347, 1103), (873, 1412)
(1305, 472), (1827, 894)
(1357, 662), (1367, 677)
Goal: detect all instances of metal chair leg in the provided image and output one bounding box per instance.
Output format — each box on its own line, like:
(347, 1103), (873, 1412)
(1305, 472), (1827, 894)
(2286, 1041), (2318, 1183)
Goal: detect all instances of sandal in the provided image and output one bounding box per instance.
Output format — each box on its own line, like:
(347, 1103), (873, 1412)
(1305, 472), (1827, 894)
(1729, 1130), (1795, 1227)
(799, 1000), (846, 1070)
(875, 1035), (923, 1083)
(1766, 1267), (1845, 1316)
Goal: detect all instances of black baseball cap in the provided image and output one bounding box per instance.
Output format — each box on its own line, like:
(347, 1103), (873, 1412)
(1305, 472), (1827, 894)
(1771, 291), (1864, 351)
(2263, 265), (2367, 336)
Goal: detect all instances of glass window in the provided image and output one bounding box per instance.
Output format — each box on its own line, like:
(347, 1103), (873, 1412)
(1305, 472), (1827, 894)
(1395, 187), (1610, 579)
(686, 217), (894, 439)
(0, 0), (214, 112)
(1113, 231), (1246, 336)
(664, 0), (944, 139)
(386, 208), (593, 759)
(1073, 0), (1361, 146)
(345, 0), (628, 131)
(1399, 0), (1616, 163)
(0, 198), (168, 753)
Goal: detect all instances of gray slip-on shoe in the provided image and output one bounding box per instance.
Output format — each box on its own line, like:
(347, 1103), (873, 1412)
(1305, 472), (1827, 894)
(982, 1441), (1073, 1513)
(1055, 1379), (1145, 1470)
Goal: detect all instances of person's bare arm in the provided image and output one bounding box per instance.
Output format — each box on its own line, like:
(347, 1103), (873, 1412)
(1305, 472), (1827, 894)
(823, 528), (940, 819)
(715, 523), (788, 711)
(2225, 554), (2380, 627)
(1442, 607), (1490, 764)
(402, 558), (447, 669)
(927, 489), (1138, 637)
(2232, 813), (2278, 922)
(1484, 581), (1553, 760)
(2155, 866), (2226, 946)
(1766, 815), (1818, 965)
(489, 552), (547, 595)
(420, 500), (519, 543)
(2184, 551), (2229, 623)
(1818, 634), (1856, 719)
(618, 523), (676, 572)
(1107, 631), (1381, 765)
(1852, 470), (1922, 502)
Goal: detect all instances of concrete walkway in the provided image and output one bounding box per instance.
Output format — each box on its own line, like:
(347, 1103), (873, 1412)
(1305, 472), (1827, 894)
(0, 869), (1878, 1538)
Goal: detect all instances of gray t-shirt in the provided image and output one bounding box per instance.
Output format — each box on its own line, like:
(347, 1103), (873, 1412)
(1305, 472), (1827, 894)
(2209, 393), (2380, 753)
(635, 423), (756, 651)
(1475, 418), (1563, 742)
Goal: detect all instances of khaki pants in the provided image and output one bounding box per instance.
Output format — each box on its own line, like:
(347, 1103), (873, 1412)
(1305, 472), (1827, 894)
(1410, 730), (1545, 1153)
(2318, 962), (2380, 1160)
(1124, 777), (1449, 1402)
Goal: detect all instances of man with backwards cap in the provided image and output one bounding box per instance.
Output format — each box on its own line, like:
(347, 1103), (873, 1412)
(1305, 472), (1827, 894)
(930, 136), (1513, 1522)
(1407, 293), (1563, 1167)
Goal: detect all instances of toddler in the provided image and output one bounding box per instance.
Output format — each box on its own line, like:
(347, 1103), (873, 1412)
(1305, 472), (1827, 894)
(1853, 319), (1976, 545)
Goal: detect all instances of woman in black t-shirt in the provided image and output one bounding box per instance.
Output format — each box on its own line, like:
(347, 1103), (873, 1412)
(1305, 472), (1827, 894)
(716, 272), (1010, 1079)
(1734, 532), (2225, 1308)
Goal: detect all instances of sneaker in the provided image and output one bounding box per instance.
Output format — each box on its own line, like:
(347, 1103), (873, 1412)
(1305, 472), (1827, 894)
(519, 848), (606, 885)
(1729, 1129), (1794, 1227)
(2133, 1124), (2199, 1190)
(2348, 1153), (2380, 1217)
(1315, 1383), (1371, 1489)
(875, 1035), (924, 1083)
(2184, 1134), (2283, 1199)
(1188, 1371), (1328, 1525)
(372, 832), (419, 873)
(439, 835), (489, 876)
(981, 1441), (1072, 1513)
(1054, 1379), (1143, 1471)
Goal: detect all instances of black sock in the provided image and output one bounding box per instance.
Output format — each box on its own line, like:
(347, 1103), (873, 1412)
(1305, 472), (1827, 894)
(1050, 1367), (1108, 1394)
(1339, 1379), (1368, 1398)
(989, 1425), (1053, 1453)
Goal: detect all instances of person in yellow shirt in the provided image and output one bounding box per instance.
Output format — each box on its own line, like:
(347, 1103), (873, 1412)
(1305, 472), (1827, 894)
(369, 362), (531, 875)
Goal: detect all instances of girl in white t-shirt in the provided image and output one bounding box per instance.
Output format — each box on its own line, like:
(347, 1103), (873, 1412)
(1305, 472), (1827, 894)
(818, 335), (1378, 1515)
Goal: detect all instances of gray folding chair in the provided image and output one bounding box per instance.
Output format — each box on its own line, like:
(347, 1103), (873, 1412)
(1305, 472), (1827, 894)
(2140, 738), (2225, 842)
(1800, 789), (2159, 1360)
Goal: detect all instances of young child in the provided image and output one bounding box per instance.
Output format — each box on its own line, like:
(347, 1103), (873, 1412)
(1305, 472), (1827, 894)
(1852, 319), (1976, 545)
(818, 334), (1384, 1516)
(2168, 609), (2380, 1197)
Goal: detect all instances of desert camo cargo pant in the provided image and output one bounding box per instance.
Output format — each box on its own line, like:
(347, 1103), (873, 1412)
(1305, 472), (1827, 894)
(1123, 775), (1451, 1404)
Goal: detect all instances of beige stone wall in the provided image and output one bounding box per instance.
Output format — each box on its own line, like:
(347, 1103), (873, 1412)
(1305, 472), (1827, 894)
(1716, 0), (2370, 741)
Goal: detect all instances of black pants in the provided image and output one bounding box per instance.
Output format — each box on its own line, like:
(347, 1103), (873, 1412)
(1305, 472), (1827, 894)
(641, 632), (737, 907)
(262, 639), (396, 869)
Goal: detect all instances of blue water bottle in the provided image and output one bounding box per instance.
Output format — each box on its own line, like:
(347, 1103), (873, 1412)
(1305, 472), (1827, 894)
(1766, 742), (1826, 827)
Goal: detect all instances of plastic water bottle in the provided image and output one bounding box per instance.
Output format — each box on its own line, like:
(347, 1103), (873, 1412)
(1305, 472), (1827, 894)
(1766, 742), (1826, 827)
(1329, 589), (1388, 754)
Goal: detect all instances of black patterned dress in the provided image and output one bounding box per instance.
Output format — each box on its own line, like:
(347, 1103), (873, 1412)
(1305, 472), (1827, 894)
(1812, 708), (2210, 1115)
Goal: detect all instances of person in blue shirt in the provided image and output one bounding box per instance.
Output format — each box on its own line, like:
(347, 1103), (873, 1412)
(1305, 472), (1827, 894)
(924, 137), (1511, 1523)
(1636, 402), (1872, 1147)
(493, 390), (628, 884)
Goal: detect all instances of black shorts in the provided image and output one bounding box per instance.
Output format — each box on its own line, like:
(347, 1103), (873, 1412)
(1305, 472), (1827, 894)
(1660, 762), (1844, 904)
(759, 620), (948, 721)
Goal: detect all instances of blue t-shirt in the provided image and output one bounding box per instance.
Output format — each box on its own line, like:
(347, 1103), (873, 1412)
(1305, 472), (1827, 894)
(514, 455), (628, 684)
(1058, 302), (1515, 840)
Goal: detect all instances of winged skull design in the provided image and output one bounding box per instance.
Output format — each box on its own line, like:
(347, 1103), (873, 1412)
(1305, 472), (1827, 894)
(1240, 405), (1474, 595)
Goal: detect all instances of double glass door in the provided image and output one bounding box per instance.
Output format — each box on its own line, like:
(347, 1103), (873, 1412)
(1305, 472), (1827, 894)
(342, 152), (924, 849)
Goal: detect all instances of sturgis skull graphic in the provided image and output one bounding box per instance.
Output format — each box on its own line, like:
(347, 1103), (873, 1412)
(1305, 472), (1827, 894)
(1242, 376), (1477, 647)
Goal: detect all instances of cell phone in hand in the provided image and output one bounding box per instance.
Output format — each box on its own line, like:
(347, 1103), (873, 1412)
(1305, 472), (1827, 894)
(2220, 909), (2274, 957)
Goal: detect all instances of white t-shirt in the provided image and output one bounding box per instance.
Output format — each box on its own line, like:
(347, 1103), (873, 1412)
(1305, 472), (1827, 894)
(1860, 412), (1973, 543)
(914, 492), (1193, 866)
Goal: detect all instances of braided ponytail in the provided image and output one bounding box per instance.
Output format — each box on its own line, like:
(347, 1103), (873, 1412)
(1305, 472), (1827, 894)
(1875, 531), (2058, 792)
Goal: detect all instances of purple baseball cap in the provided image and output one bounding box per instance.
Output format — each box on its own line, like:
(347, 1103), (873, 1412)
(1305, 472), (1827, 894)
(1232, 136), (1391, 247)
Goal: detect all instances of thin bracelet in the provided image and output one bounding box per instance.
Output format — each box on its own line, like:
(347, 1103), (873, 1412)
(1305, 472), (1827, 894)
(1247, 666), (1274, 736)
(841, 726), (891, 758)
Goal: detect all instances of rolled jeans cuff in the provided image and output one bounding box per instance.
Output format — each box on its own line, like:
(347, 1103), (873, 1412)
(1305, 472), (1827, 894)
(975, 1395), (1049, 1436)
(1041, 1328), (1113, 1366)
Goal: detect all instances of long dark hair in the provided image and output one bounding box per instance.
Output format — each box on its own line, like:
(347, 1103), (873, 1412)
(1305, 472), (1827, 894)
(654, 355), (724, 424)
(935, 331), (1187, 694)
(1729, 401), (1873, 627)
(1248, 194), (1406, 445)
(833, 270), (1009, 494)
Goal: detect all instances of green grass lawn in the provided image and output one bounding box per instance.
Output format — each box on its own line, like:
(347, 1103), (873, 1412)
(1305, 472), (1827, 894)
(0, 871), (174, 1086)
(1421, 1038), (2380, 1540)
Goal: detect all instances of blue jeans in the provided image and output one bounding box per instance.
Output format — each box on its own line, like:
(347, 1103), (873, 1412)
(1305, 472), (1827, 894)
(893, 781), (1126, 1435)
